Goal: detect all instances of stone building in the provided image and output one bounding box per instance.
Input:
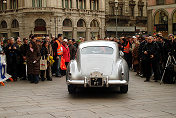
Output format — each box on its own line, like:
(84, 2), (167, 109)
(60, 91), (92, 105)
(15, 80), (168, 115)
(105, 0), (147, 37)
(0, 0), (105, 40)
(147, 0), (176, 37)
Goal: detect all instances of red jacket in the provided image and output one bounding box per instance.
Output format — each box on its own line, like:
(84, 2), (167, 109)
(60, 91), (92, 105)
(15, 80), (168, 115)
(62, 45), (70, 62)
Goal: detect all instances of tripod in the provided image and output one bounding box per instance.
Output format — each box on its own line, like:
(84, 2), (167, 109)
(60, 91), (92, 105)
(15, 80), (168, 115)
(160, 53), (176, 84)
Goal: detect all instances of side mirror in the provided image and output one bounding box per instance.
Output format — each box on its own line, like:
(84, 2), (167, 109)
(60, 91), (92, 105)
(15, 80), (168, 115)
(120, 51), (124, 57)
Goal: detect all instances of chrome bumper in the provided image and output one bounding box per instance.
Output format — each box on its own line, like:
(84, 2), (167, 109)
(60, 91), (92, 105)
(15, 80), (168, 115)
(67, 78), (128, 87)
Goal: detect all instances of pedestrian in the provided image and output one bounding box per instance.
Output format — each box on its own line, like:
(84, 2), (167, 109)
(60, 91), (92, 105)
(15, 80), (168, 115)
(26, 37), (41, 84)
(53, 34), (63, 77)
(68, 39), (76, 60)
(142, 36), (160, 82)
(20, 38), (29, 80)
(5, 37), (19, 81)
(40, 41), (52, 81)
(61, 39), (70, 75)
(16, 38), (24, 79)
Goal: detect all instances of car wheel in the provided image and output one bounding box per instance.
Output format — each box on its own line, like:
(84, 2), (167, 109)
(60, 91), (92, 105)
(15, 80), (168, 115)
(68, 85), (76, 94)
(120, 85), (128, 93)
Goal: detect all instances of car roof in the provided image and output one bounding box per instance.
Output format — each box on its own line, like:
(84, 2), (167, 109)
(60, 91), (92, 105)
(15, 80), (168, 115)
(79, 40), (117, 49)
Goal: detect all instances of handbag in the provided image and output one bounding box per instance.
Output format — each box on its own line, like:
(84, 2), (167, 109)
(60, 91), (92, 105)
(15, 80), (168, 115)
(40, 56), (47, 70)
(60, 56), (67, 70)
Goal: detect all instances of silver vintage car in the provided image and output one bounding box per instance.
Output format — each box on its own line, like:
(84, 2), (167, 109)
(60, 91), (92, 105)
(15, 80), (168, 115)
(66, 41), (129, 94)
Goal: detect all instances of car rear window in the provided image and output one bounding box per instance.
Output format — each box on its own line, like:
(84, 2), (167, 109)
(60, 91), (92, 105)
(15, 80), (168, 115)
(81, 46), (114, 54)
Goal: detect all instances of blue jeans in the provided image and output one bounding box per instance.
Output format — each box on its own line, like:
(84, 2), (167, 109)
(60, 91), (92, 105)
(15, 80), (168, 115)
(56, 55), (61, 76)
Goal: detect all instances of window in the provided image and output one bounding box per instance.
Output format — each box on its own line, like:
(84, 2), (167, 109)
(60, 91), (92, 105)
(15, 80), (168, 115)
(90, 0), (98, 10)
(90, 19), (99, 27)
(0, 20), (7, 28)
(32, 0), (42, 8)
(77, 19), (86, 27)
(139, 7), (143, 16)
(32, 0), (35, 7)
(65, 0), (68, 8)
(70, 0), (72, 8)
(79, 0), (83, 9)
(81, 46), (114, 55)
(37, 0), (42, 7)
(11, 19), (19, 28)
(119, 7), (123, 16)
(0, 0), (7, 11)
(63, 19), (72, 27)
(131, 7), (134, 16)
(156, 0), (164, 5)
(34, 19), (46, 31)
(10, 0), (18, 9)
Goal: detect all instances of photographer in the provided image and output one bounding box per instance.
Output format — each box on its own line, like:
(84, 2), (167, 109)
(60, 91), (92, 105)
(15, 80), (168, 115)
(163, 34), (176, 64)
(142, 36), (160, 82)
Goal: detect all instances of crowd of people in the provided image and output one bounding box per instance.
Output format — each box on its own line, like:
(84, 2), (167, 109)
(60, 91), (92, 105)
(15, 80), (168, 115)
(0, 32), (176, 84)
(111, 33), (176, 83)
(0, 34), (80, 84)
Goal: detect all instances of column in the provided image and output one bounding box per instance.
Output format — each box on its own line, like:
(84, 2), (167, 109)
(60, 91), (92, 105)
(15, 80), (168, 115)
(77, 0), (79, 9)
(86, 0), (90, 10)
(82, 0), (84, 9)
(57, 0), (62, 8)
(7, 0), (10, 9)
(168, 17), (173, 35)
(99, 0), (105, 11)
(68, 0), (70, 8)
(73, 27), (77, 40)
(86, 27), (91, 40)
(63, 0), (65, 8)
(72, 0), (76, 9)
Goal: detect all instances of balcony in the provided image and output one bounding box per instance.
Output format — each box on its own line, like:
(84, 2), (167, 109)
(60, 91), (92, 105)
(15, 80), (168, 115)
(136, 16), (147, 21)
(106, 15), (130, 21)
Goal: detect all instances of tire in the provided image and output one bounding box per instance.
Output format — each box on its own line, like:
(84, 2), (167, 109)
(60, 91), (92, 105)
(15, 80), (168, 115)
(120, 85), (128, 93)
(68, 85), (76, 94)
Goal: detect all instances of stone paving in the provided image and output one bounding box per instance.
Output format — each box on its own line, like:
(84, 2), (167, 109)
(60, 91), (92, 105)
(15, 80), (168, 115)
(0, 71), (176, 118)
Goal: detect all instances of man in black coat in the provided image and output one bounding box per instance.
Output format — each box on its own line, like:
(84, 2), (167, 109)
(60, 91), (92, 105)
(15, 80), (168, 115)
(5, 37), (20, 81)
(20, 38), (29, 80)
(142, 36), (160, 82)
(68, 39), (76, 60)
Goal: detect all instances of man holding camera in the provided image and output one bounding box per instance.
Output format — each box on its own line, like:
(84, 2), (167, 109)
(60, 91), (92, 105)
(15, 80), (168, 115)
(142, 36), (160, 82)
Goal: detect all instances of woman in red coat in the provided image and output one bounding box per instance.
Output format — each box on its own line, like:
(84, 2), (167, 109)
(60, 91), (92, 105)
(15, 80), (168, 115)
(61, 39), (70, 75)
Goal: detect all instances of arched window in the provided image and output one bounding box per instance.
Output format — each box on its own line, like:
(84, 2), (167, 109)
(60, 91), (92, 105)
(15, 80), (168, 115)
(11, 19), (19, 28)
(63, 19), (72, 27)
(34, 19), (46, 31)
(90, 19), (99, 27)
(154, 10), (168, 33)
(0, 20), (7, 28)
(77, 19), (86, 27)
(155, 11), (168, 25)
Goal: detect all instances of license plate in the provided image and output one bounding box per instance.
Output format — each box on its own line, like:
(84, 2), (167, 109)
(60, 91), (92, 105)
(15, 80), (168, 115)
(91, 78), (102, 86)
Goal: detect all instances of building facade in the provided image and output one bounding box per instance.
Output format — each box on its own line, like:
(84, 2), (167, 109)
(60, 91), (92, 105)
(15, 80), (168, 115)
(105, 0), (147, 37)
(147, 0), (176, 37)
(0, 0), (105, 40)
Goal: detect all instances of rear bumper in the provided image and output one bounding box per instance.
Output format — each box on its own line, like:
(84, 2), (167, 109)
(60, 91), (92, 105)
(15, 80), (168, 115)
(67, 77), (128, 87)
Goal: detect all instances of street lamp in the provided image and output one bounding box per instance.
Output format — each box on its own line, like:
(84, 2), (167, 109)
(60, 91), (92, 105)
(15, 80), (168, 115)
(114, 2), (118, 38)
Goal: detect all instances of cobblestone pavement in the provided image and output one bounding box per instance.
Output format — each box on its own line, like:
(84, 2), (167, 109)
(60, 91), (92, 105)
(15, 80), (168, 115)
(0, 71), (176, 118)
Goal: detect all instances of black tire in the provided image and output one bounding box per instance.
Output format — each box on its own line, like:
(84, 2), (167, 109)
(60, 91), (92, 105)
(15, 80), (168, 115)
(68, 85), (76, 94)
(120, 85), (128, 93)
